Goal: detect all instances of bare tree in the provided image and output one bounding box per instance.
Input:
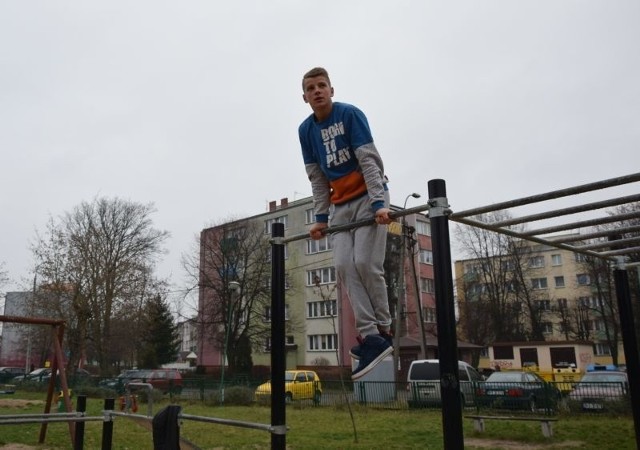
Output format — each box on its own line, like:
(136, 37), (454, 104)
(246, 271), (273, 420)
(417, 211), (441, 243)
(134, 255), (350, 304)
(31, 197), (169, 374)
(455, 212), (541, 345)
(184, 218), (292, 374)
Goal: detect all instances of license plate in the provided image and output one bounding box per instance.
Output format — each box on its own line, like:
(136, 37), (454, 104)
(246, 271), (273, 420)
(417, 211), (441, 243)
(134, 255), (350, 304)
(583, 402), (604, 410)
(488, 390), (503, 396)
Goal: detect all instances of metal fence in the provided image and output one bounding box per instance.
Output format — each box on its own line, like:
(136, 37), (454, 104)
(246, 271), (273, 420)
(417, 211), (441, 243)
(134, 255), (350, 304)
(174, 378), (632, 416)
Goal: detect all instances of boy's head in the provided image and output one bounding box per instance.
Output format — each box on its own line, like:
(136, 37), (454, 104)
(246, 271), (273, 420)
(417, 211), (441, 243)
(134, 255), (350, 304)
(302, 67), (331, 90)
(302, 67), (334, 116)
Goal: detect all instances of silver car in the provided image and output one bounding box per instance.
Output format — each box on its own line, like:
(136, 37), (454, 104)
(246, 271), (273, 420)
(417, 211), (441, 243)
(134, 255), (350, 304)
(568, 370), (628, 411)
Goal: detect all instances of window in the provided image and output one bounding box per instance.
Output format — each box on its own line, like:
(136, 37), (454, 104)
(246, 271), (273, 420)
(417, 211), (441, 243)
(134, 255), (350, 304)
(308, 334), (338, 351)
(579, 296), (602, 309)
(535, 299), (551, 311)
(551, 254), (562, 266)
(420, 277), (435, 293)
(557, 298), (568, 309)
(307, 267), (336, 286)
(531, 277), (548, 289)
(554, 276), (565, 288)
(263, 276), (291, 289)
(501, 260), (515, 271)
(305, 208), (315, 224)
(528, 256), (545, 268)
(306, 236), (332, 254)
(493, 346), (514, 359)
(307, 300), (337, 318)
(465, 263), (482, 274)
(265, 215), (288, 233)
(264, 305), (290, 322)
(265, 335), (295, 351)
(416, 221), (431, 236)
(575, 253), (588, 263)
(593, 319), (606, 332)
(594, 343), (611, 356)
(266, 245), (288, 261)
(542, 322), (553, 334)
(576, 273), (591, 286)
(419, 249), (433, 264)
(424, 307), (436, 323)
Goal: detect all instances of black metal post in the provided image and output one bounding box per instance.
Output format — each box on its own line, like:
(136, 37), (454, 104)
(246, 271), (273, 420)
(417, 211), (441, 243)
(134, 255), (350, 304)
(271, 222), (286, 450)
(101, 398), (114, 450)
(613, 264), (640, 448)
(428, 179), (464, 450)
(74, 395), (86, 450)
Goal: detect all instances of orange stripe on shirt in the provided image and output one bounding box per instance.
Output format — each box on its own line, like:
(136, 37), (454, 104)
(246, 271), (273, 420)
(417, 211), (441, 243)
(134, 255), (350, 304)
(330, 171), (368, 205)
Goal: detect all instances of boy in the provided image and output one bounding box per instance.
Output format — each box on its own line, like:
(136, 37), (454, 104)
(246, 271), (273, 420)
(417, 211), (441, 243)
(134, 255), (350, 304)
(298, 67), (393, 380)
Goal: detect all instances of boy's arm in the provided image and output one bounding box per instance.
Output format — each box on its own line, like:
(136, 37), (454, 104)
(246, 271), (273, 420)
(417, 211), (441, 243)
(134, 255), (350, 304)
(305, 162), (331, 223)
(354, 142), (387, 213)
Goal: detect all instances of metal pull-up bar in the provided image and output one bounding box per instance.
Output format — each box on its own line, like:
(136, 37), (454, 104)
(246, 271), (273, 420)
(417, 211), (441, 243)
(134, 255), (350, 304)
(280, 202), (433, 244)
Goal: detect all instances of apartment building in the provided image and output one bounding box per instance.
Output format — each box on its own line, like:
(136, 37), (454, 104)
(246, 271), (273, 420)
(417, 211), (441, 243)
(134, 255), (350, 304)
(454, 239), (627, 371)
(197, 195), (442, 378)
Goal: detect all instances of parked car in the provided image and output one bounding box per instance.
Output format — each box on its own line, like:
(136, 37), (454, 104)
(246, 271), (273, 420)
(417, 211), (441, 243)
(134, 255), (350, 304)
(0, 367), (25, 383)
(11, 367), (52, 383)
(475, 371), (560, 412)
(407, 359), (484, 408)
(255, 370), (322, 404)
(128, 369), (183, 394)
(13, 367), (91, 385)
(568, 367), (629, 411)
(99, 369), (145, 391)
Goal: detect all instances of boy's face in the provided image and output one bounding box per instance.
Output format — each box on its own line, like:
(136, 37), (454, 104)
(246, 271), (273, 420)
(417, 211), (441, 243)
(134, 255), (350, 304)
(302, 75), (334, 111)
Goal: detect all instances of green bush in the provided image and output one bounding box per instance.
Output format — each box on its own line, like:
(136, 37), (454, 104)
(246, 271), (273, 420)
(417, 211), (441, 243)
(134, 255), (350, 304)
(204, 386), (255, 406)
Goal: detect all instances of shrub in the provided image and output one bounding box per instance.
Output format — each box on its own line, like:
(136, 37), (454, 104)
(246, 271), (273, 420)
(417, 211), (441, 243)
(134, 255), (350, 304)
(204, 386), (255, 406)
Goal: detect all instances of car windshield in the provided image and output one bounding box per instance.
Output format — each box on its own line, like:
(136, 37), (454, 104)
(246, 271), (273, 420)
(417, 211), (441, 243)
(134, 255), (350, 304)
(486, 372), (526, 382)
(580, 373), (627, 385)
(284, 372), (295, 382)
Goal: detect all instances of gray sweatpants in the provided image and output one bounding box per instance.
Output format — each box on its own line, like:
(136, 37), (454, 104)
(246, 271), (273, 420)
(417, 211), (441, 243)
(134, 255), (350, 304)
(330, 191), (392, 337)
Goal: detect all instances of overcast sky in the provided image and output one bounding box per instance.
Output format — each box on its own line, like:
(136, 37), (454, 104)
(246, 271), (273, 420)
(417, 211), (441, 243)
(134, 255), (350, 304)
(1, 2), (639, 303)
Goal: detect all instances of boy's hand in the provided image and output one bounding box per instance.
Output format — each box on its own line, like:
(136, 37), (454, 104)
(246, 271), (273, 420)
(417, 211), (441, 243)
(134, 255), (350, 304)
(375, 208), (392, 225)
(309, 222), (328, 240)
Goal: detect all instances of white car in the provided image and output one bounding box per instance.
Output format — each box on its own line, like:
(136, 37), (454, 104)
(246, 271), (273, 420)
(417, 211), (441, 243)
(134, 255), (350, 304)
(568, 369), (628, 411)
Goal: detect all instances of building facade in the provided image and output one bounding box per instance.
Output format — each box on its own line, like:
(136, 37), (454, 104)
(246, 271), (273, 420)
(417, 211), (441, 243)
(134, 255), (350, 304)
(455, 238), (627, 372)
(197, 196), (443, 379)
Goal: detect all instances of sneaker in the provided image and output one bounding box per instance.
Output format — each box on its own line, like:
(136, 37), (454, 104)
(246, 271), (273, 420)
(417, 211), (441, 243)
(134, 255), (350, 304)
(351, 334), (393, 380)
(350, 330), (393, 360)
(349, 335), (365, 360)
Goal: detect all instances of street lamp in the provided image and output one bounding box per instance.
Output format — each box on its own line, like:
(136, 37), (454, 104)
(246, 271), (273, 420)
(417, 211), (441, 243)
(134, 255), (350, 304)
(393, 193), (421, 380)
(220, 281), (241, 404)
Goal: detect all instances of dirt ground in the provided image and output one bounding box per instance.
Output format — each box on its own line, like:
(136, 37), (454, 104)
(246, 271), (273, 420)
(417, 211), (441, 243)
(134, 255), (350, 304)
(466, 438), (584, 449)
(0, 399), (45, 408)
(0, 399), (48, 450)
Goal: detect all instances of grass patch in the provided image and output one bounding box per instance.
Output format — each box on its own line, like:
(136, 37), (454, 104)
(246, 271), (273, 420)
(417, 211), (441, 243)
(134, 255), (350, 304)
(0, 391), (636, 449)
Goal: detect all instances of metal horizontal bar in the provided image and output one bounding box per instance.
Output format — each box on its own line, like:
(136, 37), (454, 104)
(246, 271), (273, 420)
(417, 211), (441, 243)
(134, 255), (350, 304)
(451, 216), (614, 262)
(520, 210), (640, 237)
(551, 224), (640, 244)
(451, 172), (640, 218)
(108, 411), (151, 421)
(179, 412), (275, 433)
(0, 412), (80, 419)
(0, 416), (105, 425)
(596, 246), (640, 257)
(489, 193), (640, 227)
(280, 202), (432, 244)
(573, 236), (640, 251)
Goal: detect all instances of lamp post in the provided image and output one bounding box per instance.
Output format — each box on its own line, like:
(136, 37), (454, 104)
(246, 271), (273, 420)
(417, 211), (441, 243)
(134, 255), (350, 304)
(393, 193), (421, 381)
(220, 281), (240, 404)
